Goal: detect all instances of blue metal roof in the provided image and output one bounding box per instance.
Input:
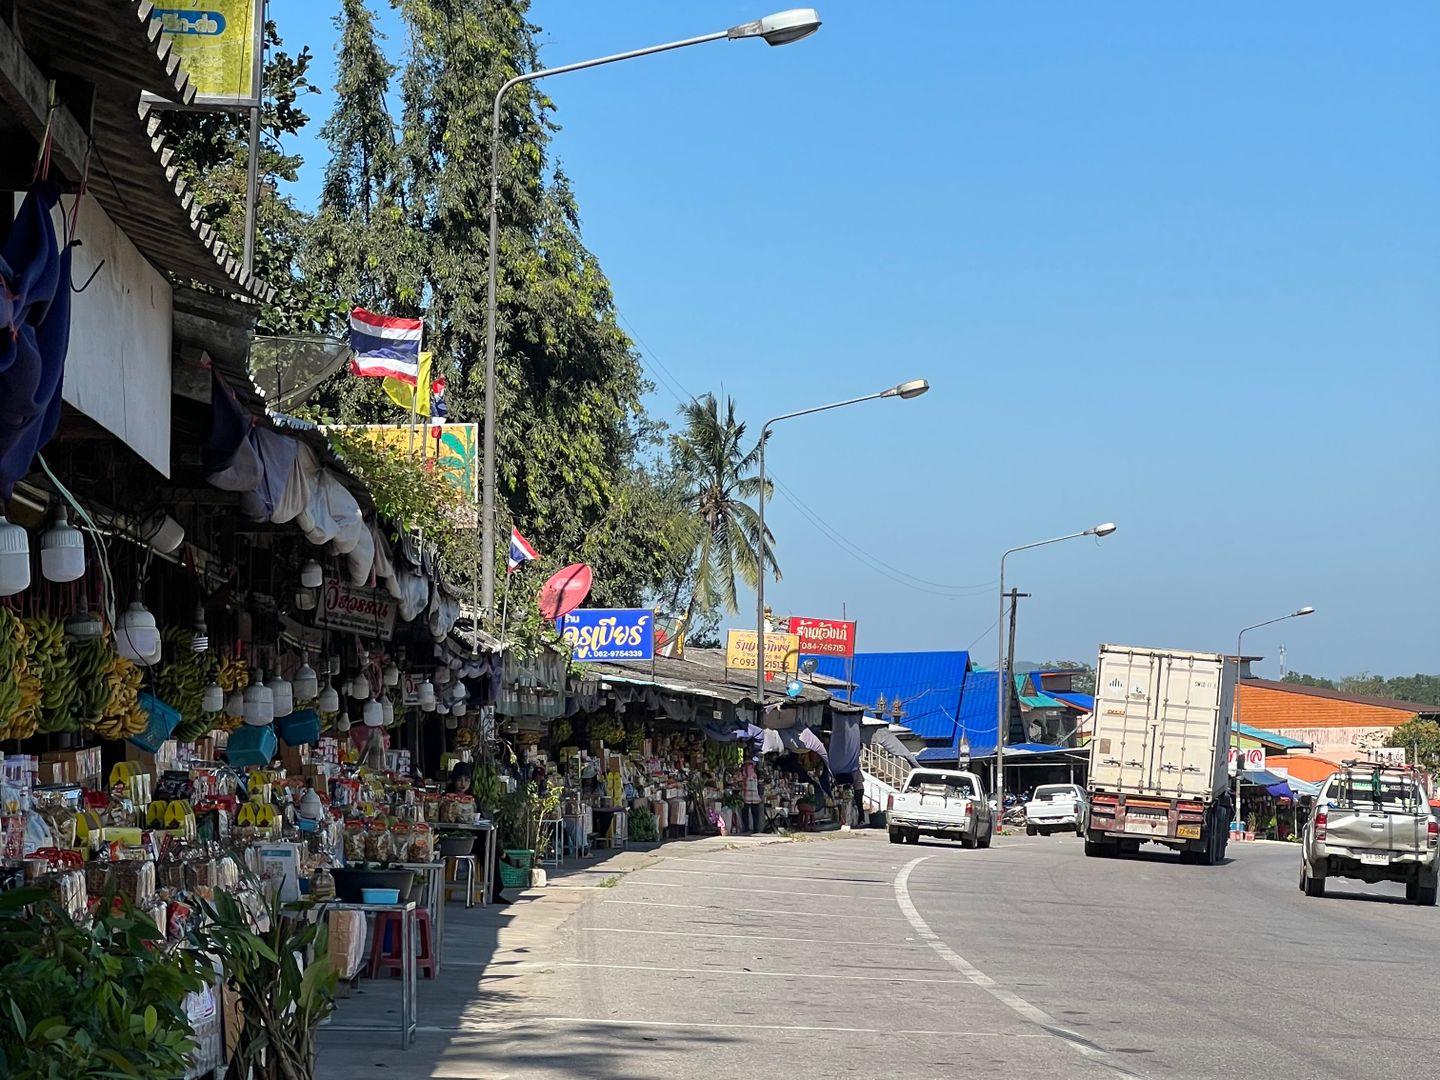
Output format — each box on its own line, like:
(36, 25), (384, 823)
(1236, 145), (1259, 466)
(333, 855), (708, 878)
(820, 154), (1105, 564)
(809, 651), (968, 742)
(1235, 722), (1311, 750)
(953, 669), (1000, 759)
(916, 745), (960, 764)
(1050, 691), (1095, 712)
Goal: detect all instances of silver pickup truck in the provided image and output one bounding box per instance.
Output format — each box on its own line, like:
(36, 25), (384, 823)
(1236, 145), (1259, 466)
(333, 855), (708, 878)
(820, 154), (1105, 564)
(886, 768), (994, 848)
(1300, 764), (1438, 906)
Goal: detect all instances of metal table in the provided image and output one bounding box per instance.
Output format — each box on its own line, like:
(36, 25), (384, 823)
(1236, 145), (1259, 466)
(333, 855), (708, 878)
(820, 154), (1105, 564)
(325, 899), (419, 1049)
(396, 861), (445, 973)
(440, 820), (496, 905)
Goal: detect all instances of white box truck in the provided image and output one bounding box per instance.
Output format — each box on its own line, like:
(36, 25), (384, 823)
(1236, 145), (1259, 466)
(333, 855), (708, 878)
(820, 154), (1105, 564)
(1083, 644), (1234, 864)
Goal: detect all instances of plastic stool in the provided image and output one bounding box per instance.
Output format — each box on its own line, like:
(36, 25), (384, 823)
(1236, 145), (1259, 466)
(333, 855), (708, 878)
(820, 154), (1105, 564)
(444, 854), (477, 908)
(368, 908), (436, 980)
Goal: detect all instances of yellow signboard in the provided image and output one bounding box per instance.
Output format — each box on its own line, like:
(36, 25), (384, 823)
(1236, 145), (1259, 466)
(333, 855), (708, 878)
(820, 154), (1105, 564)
(725, 629), (800, 675)
(155, 0), (263, 106)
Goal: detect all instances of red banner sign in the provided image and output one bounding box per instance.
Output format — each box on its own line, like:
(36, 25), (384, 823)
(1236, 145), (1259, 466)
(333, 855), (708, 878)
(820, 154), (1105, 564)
(787, 617), (856, 658)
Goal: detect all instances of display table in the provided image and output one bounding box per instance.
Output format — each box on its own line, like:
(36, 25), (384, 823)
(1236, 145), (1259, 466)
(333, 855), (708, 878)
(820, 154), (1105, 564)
(325, 900), (419, 1048)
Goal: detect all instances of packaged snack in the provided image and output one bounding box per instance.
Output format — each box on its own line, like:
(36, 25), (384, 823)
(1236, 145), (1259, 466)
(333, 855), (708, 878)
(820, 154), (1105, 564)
(409, 822), (434, 863)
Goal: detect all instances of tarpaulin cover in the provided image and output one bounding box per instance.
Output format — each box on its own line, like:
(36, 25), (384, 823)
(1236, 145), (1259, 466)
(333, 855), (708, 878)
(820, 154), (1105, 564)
(273, 441), (318, 525)
(203, 372), (262, 492)
(239, 427), (299, 522)
(0, 183), (71, 499)
(345, 519), (375, 586)
(869, 726), (919, 767)
(798, 726), (828, 763)
(827, 712), (861, 776)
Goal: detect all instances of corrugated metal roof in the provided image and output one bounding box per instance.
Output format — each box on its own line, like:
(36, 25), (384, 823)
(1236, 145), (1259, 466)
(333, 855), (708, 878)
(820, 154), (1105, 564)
(810, 651), (968, 742)
(1050, 691), (1095, 712)
(954, 669), (999, 758)
(1234, 722), (1312, 751)
(916, 745), (959, 764)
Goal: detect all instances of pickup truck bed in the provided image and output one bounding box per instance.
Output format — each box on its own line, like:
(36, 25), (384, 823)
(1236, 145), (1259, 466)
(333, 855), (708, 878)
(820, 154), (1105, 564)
(1301, 767), (1439, 905)
(887, 768), (994, 849)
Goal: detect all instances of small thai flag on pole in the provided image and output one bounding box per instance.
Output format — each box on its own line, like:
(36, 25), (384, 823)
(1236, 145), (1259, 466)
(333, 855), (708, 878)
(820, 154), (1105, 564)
(508, 527), (539, 573)
(428, 377), (447, 439)
(349, 307), (424, 382)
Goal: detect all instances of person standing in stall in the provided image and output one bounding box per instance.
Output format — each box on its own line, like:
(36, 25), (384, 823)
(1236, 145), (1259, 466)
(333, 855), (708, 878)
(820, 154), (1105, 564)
(742, 759), (763, 834)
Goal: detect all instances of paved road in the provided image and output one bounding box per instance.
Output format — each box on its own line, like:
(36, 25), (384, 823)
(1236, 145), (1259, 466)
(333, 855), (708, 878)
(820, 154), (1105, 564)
(331, 831), (1440, 1078)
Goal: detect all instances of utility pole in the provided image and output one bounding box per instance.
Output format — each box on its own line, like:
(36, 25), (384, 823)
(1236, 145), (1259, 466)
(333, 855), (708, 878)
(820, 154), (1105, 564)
(1002, 588), (1030, 755)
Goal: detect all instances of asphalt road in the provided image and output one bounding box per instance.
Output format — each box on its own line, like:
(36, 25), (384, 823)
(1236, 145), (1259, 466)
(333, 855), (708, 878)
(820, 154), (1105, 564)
(353, 830), (1440, 1079)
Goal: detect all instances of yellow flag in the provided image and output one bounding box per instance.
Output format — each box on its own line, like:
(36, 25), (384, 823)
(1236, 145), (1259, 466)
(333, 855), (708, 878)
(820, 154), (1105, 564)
(383, 351), (431, 416)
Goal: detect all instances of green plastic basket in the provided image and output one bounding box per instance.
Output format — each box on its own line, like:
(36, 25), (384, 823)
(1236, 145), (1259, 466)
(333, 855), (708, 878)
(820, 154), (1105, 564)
(503, 848), (535, 869)
(498, 863), (530, 888)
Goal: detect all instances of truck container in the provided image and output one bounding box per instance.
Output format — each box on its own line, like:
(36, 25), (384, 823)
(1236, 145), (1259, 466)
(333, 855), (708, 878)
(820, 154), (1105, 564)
(1084, 644), (1234, 864)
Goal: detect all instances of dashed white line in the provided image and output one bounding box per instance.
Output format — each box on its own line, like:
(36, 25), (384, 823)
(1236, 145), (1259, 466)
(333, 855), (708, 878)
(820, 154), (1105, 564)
(894, 856), (1139, 1077)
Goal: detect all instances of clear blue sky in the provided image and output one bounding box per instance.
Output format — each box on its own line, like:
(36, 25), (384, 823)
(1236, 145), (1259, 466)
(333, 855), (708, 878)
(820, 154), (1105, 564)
(272, 1), (1439, 678)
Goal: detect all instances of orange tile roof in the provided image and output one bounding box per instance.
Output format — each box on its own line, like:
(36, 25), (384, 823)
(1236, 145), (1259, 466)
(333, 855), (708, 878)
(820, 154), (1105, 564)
(1238, 681), (1427, 731)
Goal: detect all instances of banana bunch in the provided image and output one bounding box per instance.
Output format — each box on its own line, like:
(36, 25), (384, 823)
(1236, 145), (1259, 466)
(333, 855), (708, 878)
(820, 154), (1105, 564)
(94, 655), (146, 740)
(30, 616), (79, 735)
(217, 654), (249, 692)
(68, 636), (115, 729)
(158, 627), (219, 742)
(0, 611), (42, 740)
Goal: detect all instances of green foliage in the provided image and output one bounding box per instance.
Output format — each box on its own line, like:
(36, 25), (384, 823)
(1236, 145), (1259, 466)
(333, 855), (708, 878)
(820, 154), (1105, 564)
(627, 805), (658, 843)
(327, 427), (463, 543)
(1282, 672), (1338, 689)
(1283, 671), (1440, 706)
(1385, 718), (1440, 774)
(0, 889), (209, 1080)
(193, 887), (336, 1080)
(494, 780), (560, 853)
(672, 394), (779, 619)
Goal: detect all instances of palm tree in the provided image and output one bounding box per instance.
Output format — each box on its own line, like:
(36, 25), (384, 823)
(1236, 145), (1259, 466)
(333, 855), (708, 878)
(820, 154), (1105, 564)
(672, 394), (780, 630)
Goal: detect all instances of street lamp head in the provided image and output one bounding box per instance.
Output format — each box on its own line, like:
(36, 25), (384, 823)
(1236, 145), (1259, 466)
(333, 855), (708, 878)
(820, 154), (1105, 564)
(1087, 522), (1118, 537)
(881, 378), (930, 400)
(1293, 606), (1316, 617)
(728, 8), (823, 46)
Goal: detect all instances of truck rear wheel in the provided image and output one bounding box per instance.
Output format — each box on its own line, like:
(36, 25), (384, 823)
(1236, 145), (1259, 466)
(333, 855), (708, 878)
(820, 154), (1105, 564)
(1083, 836), (1110, 858)
(1302, 863), (1326, 898)
(888, 826), (903, 844)
(1418, 883), (1438, 907)
(1026, 824), (1037, 837)
(963, 829), (979, 849)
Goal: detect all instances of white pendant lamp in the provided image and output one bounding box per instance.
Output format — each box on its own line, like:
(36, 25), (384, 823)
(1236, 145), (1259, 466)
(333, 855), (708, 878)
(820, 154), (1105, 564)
(417, 679), (436, 710)
(317, 677), (340, 714)
(451, 680), (469, 702)
(349, 672), (370, 700)
(292, 661), (319, 702)
(202, 682), (224, 713)
(300, 559), (323, 588)
(39, 507), (84, 583)
(383, 661), (400, 687)
(266, 673), (294, 718)
(0, 516), (29, 596)
(381, 697), (395, 724)
(444, 713), (458, 730)
(295, 588), (317, 611)
(64, 602), (103, 640)
(225, 690), (245, 718)
(335, 713), (351, 734)
(434, 701), (449, 716)
(451, 701), (467, 718)
(190, 602), (209, 653)
(362, 698), (384, 727)
(116, 601), (160, 663)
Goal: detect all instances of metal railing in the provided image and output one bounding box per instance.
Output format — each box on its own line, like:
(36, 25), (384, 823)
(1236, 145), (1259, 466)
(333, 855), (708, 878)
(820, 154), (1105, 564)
(860, 740), (912, 795)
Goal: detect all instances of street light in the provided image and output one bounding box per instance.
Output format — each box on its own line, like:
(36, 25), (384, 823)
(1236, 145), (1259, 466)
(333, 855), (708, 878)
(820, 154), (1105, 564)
(480, 10), (823, 622)
(1232, 605), (1315, 831)
(755, 379), (928, 710)
(995, 522), (1116, 819)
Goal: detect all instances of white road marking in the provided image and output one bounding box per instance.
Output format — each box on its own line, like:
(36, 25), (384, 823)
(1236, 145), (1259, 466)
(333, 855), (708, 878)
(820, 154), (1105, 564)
(578, 927), (927, 949)
(601, 899), (905, 922)
(418, 1017), (1048, 1038)
(556, 960), (966, 985)
(894, 856), (1140, 1077)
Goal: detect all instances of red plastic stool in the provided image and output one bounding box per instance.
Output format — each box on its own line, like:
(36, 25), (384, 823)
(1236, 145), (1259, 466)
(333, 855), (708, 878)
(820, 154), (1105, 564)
(367, 908), (436, 980)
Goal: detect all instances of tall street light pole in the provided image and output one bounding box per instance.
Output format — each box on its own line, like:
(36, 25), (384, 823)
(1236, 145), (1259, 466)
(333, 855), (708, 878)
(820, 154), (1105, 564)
(755, 380), (929, 711)
(1232, 606), (1314, 829)
(995, 522), (1116, 819)
(480, 9), (823, 622)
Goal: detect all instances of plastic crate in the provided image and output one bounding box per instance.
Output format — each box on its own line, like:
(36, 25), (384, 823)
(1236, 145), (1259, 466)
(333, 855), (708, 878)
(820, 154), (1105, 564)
(128, 693), (181, 753)
(276, 708), (321, 746)
(503, 848), (534, 869)
(226, 724), (277, 769)
(498, 863), (530, 889)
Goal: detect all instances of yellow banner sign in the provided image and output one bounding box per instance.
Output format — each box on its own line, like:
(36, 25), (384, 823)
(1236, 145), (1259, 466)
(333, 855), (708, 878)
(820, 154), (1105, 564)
(725, 629), (800, 675)
(156, 0), (262, 106)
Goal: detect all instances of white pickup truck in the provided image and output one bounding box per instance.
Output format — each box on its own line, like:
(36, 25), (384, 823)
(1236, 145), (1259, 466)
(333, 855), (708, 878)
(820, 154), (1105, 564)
(886, 768), (994, 848)
(1025, 783), (1086, 836)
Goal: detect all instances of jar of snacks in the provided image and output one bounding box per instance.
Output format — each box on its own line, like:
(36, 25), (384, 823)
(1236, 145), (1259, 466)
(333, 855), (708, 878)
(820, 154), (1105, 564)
(391, 821), (413, 863)
(363, 820), (391, 863)
(409, 822), (434, 863)
(344, 821), (366, 863)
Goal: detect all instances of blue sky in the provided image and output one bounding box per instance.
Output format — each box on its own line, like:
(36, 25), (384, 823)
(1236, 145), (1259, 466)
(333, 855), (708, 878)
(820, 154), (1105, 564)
(272, 2), (1439, 678)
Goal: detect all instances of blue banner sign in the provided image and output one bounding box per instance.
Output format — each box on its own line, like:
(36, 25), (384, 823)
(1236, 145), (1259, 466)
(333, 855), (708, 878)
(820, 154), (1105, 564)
(560, 608), (654, 662)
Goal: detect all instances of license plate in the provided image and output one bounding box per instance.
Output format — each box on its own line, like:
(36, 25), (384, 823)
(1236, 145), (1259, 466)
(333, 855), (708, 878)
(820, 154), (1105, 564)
(1177, 824), (1201, 840)
(1359, 852), (1391, 866)
(1123, 812), (1168, 836)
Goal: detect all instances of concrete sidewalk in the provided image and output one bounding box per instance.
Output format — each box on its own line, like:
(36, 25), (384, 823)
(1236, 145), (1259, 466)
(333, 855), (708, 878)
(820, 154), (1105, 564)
(315, 830), (828, 1078)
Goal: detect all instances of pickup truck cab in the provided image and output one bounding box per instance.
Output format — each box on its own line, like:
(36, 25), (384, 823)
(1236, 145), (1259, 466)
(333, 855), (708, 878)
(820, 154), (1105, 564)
(1300, 765), (1438, 906)
(1025, 784), (1086, 836)
(886, 768), (994, 848)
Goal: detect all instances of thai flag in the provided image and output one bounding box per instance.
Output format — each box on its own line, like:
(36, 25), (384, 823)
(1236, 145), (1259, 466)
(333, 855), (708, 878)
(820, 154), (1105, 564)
(508, 527), (539, 573)
(349, 307), (423, 382)
(428, 377), (447, 438)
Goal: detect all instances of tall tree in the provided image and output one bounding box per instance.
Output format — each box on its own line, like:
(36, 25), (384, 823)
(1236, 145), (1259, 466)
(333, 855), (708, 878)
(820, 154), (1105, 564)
(672, 394), (779, 626)
(1385, 717), (1440, 774)
(1281, 672), (1338, 690)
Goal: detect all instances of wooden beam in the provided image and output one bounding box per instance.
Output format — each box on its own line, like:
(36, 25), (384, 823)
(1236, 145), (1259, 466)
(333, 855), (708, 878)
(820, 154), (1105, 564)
(0, 14), (88, 181)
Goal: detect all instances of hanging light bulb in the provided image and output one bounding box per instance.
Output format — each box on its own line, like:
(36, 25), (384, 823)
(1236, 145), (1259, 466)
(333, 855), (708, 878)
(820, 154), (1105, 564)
(243, 670), (269, 726)
(362, 699), (384, 727)
(452, 701), (467, 718)
(202, 682), (224, 713)
(292, 661), (319, 702)
(40, 506), (85, 583)
(383, 661), (399, 687)
(335, 713), (351, 734)
(116, 601), (160, 663)
(444, 713), (458, 730)
(295, 588), (317, 611)
(317, 676), (340, 714)
(381, 696), (395, 724)
(267, 672), (294, 718)
(349, 672), (370, 700)
(225, 690), (244, 718)
(190, 602), (209, 653)
(451, 680), (469, 701)
(300, 559), (323, 588)
(434, 701), (449, 717)
(0, 515), (29, 596)
(417, 679), (436, 709)
(64, 597), (103, 640)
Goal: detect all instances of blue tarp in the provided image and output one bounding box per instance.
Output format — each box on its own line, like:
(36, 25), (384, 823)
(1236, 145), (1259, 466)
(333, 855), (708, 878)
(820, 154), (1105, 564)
(827, 712), (861, 776)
